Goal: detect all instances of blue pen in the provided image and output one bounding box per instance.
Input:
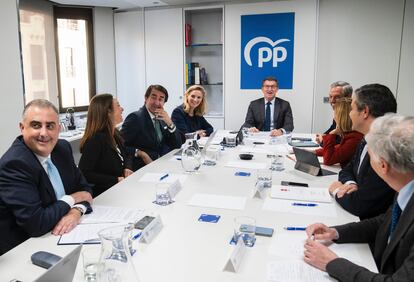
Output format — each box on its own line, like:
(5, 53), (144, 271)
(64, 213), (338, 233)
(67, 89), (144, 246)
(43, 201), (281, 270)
(284, 227), (306, 231)
(159, 173), (169, 181)
(292, 202), (318, 207)
(132, 232), (142, 240)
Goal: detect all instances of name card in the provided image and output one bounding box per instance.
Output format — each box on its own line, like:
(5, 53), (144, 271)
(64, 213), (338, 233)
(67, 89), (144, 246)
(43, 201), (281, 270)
(140, 215), (163, 244)
(168, 179), (182, 199)
(223, 237), (246, 272)
(252, 182), (267, 199)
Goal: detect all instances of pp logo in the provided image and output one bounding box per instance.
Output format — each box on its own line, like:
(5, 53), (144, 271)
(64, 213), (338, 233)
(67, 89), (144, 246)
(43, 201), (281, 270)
(244, 37), (290, 68)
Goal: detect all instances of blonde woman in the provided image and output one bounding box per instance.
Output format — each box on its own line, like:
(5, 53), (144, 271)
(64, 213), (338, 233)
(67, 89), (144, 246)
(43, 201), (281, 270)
(315, 98), (363, 167)
(171, 85), (213, 139)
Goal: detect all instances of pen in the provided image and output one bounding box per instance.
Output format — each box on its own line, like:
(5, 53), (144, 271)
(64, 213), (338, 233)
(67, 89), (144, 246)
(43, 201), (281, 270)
(284, 227), (306, 231)
(292, 202), (318, 207)
(132, 232), (142, 240)
(159, 173), (169, 181)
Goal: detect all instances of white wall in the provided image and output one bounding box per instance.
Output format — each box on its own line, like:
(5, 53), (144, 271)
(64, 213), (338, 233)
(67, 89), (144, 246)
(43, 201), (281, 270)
(94, 7), (117, 95)
(114, 10), (146, 117)
(314, 0), (405, 132)
(224, 0), (318, 132)
(0, 0), (24, 155)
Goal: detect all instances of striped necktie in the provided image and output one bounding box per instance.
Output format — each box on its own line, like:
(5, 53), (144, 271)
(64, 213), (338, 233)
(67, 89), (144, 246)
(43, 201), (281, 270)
(46, 158), (66, 199)
(389, 200), (402, 238)
(264, 102), (271, 131)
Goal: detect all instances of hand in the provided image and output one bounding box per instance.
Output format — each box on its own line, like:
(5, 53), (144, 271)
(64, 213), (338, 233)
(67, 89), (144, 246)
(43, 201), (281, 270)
(196, 130), (207, 137)
(249, 127), (259, 133)
(306, 223), (338, 241)
(52, 208), (82, 235)
(315, 134), (324, 144)
(118, 176), (125, 182)
(328, 181), (343, 194)
(270, 129), (283, 137)
(336, 183), (358, 198)
(123, 169), (134, 178)
(304, 239), (338, 271)
(70, 191), (93, 205)
(154, 108), (173, 127)
(137, 150), (153, 165)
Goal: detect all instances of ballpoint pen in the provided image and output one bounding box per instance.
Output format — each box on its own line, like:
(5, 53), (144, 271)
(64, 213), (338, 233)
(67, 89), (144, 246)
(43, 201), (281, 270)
(132, 232), (142, 240)
(159, 173), (169, 181)
(292, 202), (318, 207)
(284, 227), (306, 231)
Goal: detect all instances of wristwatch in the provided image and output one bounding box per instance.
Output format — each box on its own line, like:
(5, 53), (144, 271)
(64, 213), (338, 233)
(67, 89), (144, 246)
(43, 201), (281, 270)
(72, 206), (84, 216)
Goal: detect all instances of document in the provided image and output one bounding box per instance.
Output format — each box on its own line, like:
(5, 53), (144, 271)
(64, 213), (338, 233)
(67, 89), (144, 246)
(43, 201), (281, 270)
(58, 223), (118, 245)
(270, 185), (332, 203)
(188, 193), (246, 210)
(267, 260), (333, 282)
(262, 198), (337, 217)
(225, 161), (267, 170)
(81, 205), (144, 224)
(138, 173), (188, 184)
(268, 232), (307, 259)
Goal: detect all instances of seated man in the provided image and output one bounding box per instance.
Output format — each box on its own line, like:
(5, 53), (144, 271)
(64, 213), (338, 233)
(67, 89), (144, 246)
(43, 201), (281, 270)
(121, 84), (182, 171)
(316, 81), (353, 144)
(304, 114), (414, 281)
(329, 84), (396, 220)
(0, 99), (93, 255)
(243, 76), (294, 136)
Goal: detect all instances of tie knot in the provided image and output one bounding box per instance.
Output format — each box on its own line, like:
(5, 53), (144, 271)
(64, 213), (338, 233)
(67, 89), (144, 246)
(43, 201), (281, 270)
(266, 101), (271, 106)
(46, 158), (52, 167)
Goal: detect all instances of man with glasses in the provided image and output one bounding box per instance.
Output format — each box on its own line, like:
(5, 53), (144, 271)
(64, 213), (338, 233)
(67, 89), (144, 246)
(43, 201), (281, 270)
(243, 76), (294, 136)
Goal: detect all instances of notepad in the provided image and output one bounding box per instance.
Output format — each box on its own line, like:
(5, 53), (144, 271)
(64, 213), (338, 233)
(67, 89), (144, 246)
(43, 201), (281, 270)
(270, 185), (332, 203)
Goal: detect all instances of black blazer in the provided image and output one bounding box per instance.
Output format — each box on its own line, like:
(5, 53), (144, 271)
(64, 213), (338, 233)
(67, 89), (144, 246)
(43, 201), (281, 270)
(79, 131), (133, 198)
(171, 104), (214, 141)
(337, 140), (395, 220)
(0, 137), (92, 255)
(326, 192), (414, 281)
(121, 106), (182, 170)
(243, 97), (294, 132)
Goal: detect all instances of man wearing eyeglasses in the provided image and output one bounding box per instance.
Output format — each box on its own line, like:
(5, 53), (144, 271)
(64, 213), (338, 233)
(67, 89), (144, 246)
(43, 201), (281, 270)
(243, 76), (294, 137)
(316, 81), (353, 144)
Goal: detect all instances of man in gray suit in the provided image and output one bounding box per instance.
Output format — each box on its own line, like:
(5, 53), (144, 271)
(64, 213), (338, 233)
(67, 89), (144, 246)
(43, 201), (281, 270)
(304, 114), (414, 281)
(243, 77), (294, 136)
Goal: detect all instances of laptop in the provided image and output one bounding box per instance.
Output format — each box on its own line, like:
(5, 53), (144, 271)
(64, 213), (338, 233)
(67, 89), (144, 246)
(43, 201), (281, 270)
(34, 245), (82, 282)
(292, 147), (337, 176)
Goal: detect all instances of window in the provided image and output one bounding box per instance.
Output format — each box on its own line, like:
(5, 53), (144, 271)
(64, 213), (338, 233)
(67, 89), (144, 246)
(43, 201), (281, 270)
(54, 7), (95, 112)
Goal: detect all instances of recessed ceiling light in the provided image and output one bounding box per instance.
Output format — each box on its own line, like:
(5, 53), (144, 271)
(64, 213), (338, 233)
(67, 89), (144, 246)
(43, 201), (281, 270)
(153, 1), (159, 4)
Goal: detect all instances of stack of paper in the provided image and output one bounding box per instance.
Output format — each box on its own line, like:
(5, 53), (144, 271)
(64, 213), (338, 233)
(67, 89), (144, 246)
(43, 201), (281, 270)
(270, 185), (332, 203)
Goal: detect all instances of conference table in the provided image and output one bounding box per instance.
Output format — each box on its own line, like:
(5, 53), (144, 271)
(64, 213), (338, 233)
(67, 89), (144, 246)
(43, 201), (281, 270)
(0, 131), (377, 282)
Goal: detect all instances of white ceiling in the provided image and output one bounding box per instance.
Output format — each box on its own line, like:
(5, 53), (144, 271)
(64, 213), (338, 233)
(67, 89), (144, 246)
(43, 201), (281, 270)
(52, 0), (235, 9)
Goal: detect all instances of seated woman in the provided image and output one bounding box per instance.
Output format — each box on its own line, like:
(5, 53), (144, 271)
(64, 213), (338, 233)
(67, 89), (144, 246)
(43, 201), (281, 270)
(171, 85), (214, 139)
(79, 94), (133, 197)
(315, 98), (363, 167)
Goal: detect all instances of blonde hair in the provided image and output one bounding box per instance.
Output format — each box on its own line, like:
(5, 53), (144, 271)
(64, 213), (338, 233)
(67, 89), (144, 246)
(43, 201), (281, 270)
(183, 85), (207, 116)
(334, 98), (353, 133)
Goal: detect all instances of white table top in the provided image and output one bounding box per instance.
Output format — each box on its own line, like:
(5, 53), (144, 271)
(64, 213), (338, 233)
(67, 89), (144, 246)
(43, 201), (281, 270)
(0, 132), (377, 282)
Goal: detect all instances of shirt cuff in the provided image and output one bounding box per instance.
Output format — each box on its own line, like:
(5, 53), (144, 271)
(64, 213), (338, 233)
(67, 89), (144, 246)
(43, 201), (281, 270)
(330, 187), (340, 198)
(280, 128), (286, 134)
(345, 181), (357, 185)
(73, 204), (87, 214)
(167, 123), (176, 133)
(60, 195), (75, 207)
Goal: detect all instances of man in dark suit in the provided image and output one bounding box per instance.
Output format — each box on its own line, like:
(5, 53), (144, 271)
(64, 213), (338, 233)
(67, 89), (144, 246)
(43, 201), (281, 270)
(304, 114), (414, 281)
(243, 77), (294, 136)
(328, 84), (397, 220)
(0, 99), (93, 255)
(121, 85), (182, 171)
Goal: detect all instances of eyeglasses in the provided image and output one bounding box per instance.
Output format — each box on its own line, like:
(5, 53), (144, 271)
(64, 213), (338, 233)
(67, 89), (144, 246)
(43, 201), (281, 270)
(263, 85), (277, 89)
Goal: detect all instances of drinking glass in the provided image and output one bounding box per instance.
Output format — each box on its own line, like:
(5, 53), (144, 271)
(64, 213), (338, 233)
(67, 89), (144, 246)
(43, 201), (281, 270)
(225, 136), (236, 147)
(82, 246), (104, 282)
(233, 216), (256, 247)
(270, 155), (285, 171)
(257, 169), (272, 188)
(155, 184), (172, 206)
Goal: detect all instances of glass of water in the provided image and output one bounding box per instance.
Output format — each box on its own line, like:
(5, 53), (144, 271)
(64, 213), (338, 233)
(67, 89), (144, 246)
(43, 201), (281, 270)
(257, 169), (272, 188)
(155, 184), (172, 206)
(270, 154), (285, 171)
(82, 246), (104, 282)
(233, 216), (256, 247)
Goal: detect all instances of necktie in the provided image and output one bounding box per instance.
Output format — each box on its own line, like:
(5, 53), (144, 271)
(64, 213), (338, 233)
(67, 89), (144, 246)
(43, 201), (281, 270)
(46, 158), (66, 199)
(264, 102), (271, 131)
(357, 139), (367, 174)
(389, 201), (402, 238)
(154, 119), (163, 142)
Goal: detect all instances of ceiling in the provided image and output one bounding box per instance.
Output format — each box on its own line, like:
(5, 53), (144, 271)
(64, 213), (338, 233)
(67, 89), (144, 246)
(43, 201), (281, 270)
(52, 0), (236, 10)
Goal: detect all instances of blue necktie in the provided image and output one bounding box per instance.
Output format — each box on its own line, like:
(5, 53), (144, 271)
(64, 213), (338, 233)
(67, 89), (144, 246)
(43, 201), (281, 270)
(46, 158), (66, 199)
(264, 102), (271, 131)
(389, 201), (402, 238)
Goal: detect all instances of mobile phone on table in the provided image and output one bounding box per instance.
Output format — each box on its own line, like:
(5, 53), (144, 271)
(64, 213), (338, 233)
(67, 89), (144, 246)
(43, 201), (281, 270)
(255, 226), (274, 237)
(281, 181), (309, 187)
(134, 216), (155, 230)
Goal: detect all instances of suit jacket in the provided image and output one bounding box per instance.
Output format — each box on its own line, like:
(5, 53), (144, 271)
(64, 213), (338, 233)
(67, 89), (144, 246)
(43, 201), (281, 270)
(337, 140), (395, 220)
(315, 131), (363, 167)
(326, 192), (414, 281)
(0, 137), (92, 255)
(79, 131), (133, 198)
(243, 97), (294, 132)
(171, 104), (214, 142)
(121, 106), (182, 171)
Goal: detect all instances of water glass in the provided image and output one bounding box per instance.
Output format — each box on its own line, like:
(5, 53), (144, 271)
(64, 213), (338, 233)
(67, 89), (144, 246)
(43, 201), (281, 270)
(270, 155), (285, 171)
(257, 169), (272, 188)
(204, 147), (219, 166)
(185, 132), (197, 140)
(233, 216), (256, 247)
(82, 246), (104, 282)
(225, 136), (236, 147)
(155, 184), (172, 206)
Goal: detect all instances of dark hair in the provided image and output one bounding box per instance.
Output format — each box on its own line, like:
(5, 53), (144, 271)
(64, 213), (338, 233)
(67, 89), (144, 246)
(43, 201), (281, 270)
(261, 76), (279, 87)
(144, 84), (169, 103)
(80, 94), (122, 153)
(354, 84), (397, 118)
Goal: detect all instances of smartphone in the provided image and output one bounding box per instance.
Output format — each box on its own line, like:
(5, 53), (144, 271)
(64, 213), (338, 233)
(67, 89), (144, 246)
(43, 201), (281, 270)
(255, 226), (274, 237)
(31, 251), (62, 269)
(134, 216), (155, 230)
(253, 141), (265, 145)
(281, 181), (309, 187)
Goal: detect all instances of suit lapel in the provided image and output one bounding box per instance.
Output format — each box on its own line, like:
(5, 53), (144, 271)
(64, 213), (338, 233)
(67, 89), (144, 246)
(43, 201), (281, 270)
(380, 193), (414, 270)
(273, 98), (280, 128)
(142, 107), (159, 145)
(258, 98), (265, 129)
